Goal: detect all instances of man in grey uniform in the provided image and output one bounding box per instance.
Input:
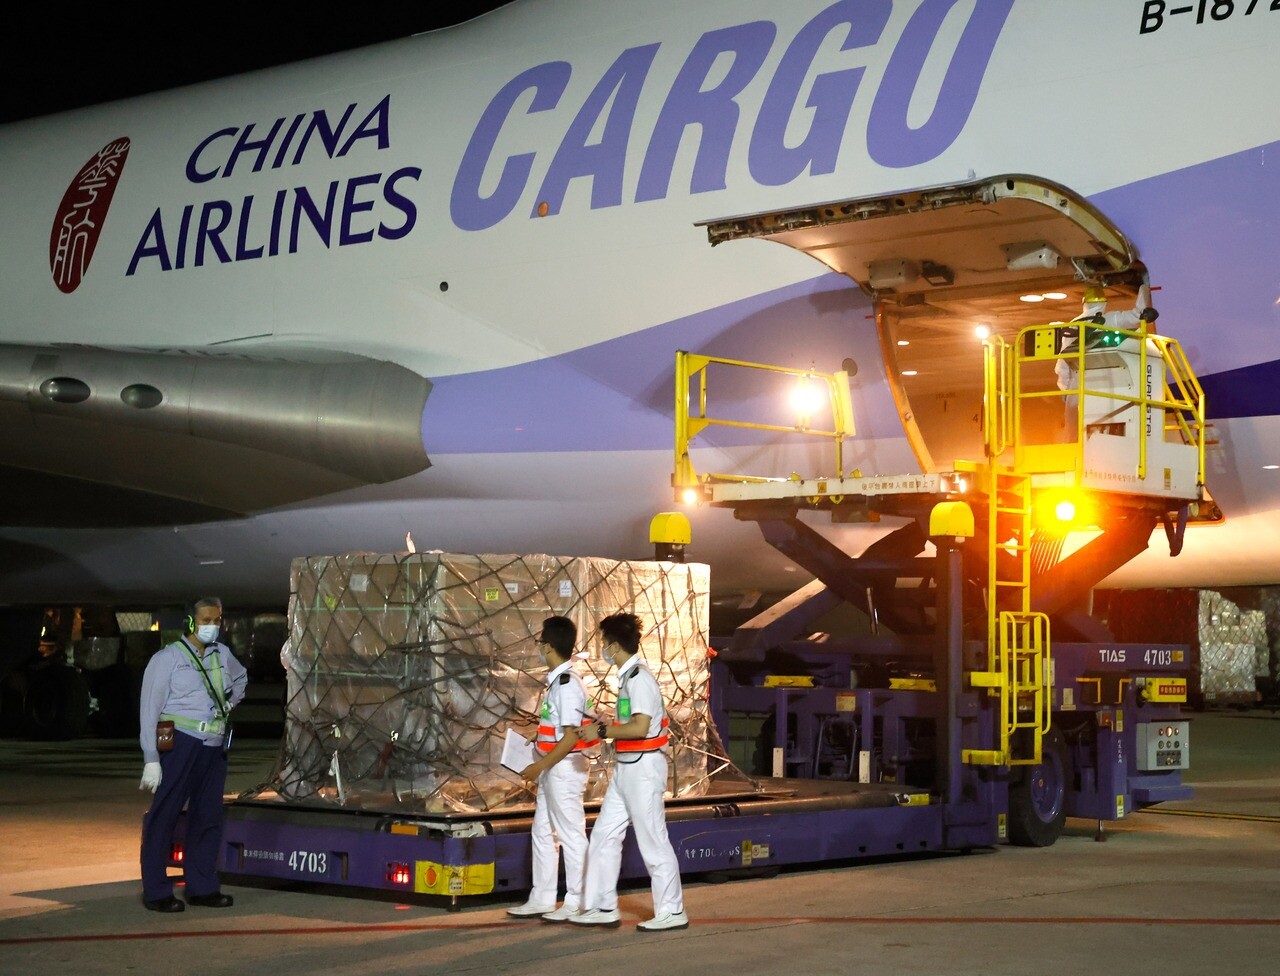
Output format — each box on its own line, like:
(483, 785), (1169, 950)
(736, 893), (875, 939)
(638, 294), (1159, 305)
(138, 597), (247, 912)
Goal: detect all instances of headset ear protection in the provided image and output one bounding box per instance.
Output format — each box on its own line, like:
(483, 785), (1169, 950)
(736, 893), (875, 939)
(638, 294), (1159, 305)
(183, 613), (195, 634)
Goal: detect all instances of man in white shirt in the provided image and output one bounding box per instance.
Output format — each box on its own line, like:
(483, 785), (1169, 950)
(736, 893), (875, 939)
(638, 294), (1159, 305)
(570, 612), (688, 932)
(507, 615), (596, 922)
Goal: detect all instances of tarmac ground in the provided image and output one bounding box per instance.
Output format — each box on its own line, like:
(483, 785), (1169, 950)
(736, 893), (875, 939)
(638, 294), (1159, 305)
(0, 711), (1277, 976)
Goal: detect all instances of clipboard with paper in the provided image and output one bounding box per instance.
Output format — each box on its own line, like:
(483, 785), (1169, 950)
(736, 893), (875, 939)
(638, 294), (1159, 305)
(500, 727), (537, 774)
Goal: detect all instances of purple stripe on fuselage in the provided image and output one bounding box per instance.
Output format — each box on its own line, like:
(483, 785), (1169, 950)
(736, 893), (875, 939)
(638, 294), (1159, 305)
(425, 139), (1280, 456)
(423, 272), (901, 455)
(1090, 138), (1280, 388)
(1090, 138), (1280, 420)
(1199, 359), (1280, 420)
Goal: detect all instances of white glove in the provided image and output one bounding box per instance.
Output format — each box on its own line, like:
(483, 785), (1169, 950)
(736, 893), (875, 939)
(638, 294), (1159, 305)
(140, 762), (162, 793)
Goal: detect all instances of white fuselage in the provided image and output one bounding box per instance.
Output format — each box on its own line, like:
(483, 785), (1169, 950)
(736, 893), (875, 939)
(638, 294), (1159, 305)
(1, 0), (1278, 604)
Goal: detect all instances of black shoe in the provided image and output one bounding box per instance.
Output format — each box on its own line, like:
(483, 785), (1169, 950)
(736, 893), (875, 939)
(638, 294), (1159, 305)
(144, 896), (185, 913)
(186, 892), (234, 908)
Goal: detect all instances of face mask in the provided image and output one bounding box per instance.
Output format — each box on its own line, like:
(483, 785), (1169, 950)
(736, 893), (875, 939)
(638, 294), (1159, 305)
(196, 623), (220, 644)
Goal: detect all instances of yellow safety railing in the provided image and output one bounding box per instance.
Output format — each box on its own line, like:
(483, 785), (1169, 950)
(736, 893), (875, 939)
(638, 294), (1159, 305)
(1011, 322), (1206, 485)
(673, 351), (856, 493)
(983, 335), (1014, 458)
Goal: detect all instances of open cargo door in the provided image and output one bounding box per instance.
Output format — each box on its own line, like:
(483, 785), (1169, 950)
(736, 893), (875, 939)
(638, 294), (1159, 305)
(698, 175), (1143, 472)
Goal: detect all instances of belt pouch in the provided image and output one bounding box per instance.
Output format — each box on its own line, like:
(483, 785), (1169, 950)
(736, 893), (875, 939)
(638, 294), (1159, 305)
(156, 720), (175, 752)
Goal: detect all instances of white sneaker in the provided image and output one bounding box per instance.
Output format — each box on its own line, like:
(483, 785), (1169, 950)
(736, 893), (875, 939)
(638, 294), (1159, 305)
(506, 900), (556, 918)
(637, 910), (689, 932)
(568, 908), (621, 927)
(541, 905), (580, 923)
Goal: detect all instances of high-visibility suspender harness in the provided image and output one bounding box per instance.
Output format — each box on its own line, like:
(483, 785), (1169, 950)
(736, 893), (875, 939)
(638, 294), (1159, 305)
(161, 640), (229, 736)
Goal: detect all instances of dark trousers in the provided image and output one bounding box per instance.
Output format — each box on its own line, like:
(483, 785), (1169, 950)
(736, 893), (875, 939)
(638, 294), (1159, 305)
(140, 730), (228, 901)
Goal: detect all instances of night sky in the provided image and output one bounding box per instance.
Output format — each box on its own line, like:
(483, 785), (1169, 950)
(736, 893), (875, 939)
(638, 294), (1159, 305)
(0, 6), (512, 125)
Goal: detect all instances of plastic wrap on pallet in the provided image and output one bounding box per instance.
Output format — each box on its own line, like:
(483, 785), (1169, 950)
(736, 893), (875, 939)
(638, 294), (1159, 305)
(1250, 613), (1271, 680)
(246, 552), (749, 814)
(1262, 587), (1280, 693)
(1198, 643), (1256, 702)
(1198, 590), (1261, 702)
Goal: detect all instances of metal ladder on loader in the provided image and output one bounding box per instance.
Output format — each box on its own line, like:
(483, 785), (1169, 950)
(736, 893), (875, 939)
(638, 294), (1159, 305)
(961, 464), (1051, 767)
(961, 336), (1051, 768)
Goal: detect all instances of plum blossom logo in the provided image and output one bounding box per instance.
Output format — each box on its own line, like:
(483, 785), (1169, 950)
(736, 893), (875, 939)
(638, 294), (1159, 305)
(49, 137), (130, 293)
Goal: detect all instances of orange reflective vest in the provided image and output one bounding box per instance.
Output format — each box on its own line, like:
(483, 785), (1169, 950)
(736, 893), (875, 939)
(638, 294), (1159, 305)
(536, 717), (601, 753)
(614, 716), (669, 752)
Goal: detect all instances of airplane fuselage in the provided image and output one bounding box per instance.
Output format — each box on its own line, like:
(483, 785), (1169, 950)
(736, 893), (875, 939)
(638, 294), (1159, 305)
(2, 0), (1279, 605)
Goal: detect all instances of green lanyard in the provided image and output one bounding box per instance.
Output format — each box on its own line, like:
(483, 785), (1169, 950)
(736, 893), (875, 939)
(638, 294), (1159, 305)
(180, 639), (228, 718)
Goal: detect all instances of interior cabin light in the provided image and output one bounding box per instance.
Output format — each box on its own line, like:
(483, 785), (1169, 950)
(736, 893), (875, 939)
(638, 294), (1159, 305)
(1043, 291), (1068, 300)
(901, 369), (918, 376)
(974, 324), (991, 339)
(1264, 464), (1279, 470)
(1019, 294), (1045, 303)
(897, 339), (910, 346)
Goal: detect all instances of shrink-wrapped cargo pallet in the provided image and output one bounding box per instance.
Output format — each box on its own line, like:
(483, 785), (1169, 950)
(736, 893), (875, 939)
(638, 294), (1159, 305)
(245, 552), (749, 814)
(1198, 590), (1265, 703)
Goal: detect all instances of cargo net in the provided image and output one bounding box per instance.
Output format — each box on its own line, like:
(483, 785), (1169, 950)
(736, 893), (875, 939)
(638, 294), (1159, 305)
(242, 552), (753, 815)
(1198, 589), (1267, 704)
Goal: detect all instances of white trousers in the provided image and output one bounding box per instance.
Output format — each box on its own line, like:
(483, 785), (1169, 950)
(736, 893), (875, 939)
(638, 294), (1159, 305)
(529, 752), (589, 909)
(583, 751), (683, 915)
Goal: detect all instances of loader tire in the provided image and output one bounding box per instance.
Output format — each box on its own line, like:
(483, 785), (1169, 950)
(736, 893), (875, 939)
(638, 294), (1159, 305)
(1007, 726), (1069, 847)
